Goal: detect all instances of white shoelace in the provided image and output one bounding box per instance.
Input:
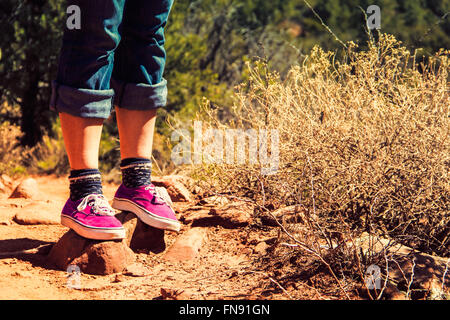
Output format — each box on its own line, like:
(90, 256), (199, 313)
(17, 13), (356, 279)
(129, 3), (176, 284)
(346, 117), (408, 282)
(145, 185), (173, 207)
(77, 194), (115, 216)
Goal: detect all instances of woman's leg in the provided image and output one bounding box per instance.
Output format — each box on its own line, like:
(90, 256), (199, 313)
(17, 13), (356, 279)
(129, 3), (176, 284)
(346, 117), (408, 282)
(111, 0), (180, 232)
(52, 0), (125, 170)
(59, 112), (103, 170)
(112, 0), (173, 159)
(115, 108), (157, 160)
(50, 0), (126, 240)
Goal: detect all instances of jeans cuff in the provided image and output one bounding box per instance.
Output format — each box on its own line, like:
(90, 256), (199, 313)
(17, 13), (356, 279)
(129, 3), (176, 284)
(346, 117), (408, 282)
(50, 81), (114, 119)
(111, 78), (167, 110)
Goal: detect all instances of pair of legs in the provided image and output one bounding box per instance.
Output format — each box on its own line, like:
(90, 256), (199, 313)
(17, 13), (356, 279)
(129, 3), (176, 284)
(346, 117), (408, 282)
(60, 108), (156, 170)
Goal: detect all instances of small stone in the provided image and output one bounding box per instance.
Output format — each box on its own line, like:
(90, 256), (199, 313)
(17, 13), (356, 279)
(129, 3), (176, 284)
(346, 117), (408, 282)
(253, 242), (269, 255)
(9, 178), (42, 200)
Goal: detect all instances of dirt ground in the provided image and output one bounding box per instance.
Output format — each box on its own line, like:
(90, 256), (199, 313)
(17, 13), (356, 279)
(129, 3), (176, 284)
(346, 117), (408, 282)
(0, 175), (327, 300)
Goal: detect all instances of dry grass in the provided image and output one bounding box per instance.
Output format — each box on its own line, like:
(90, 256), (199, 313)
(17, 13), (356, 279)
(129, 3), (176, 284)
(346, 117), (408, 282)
(0, 120), (69, 177)
(189, 34), (449, 298)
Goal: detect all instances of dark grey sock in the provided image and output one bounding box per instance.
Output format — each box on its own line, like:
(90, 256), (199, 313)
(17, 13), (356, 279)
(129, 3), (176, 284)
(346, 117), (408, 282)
(120, 158), (151, 188)
(69, 169), (103, 201)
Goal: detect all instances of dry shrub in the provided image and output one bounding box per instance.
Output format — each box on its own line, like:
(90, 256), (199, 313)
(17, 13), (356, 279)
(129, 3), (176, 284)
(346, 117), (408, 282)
(0, 122), (26, 175)
(192, 34), (449, 261)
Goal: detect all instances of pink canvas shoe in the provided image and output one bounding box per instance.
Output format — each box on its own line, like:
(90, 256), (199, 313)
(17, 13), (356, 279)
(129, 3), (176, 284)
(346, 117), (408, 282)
(61, 194), (126, 240)
(112, 183), (180, 232)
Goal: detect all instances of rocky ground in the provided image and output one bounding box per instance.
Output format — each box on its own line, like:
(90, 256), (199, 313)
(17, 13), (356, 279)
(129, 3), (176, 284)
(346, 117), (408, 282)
(0, 175), (448, 300)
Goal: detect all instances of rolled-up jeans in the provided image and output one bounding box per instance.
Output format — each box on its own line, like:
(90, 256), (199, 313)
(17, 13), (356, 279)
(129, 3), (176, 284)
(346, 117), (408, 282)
(50, 0), (173, 119)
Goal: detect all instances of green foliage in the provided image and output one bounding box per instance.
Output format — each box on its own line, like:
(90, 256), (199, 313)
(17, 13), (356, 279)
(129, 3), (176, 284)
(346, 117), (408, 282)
(172, 0), (449, 83)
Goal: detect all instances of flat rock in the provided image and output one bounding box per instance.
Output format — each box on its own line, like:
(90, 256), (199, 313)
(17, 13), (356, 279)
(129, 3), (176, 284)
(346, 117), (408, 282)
(208, 200), (254, 227)
(47, 230), (135, 275)
(13, 203), (59, 225)
(164, 228), (207, 262)
(183, 200), (253, 228)
(116, 211), (165, 253)
(182, 209), (212, 225)
(9, 178), (42, 200)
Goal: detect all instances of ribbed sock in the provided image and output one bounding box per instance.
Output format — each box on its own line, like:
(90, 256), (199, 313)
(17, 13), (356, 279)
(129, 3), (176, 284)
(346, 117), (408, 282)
(69, 169), (103, 201)
(120, 157), (151, 188)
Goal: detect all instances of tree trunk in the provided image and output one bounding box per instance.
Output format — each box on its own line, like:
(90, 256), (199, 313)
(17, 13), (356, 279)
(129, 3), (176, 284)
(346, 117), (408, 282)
(20, 48), (42, 147)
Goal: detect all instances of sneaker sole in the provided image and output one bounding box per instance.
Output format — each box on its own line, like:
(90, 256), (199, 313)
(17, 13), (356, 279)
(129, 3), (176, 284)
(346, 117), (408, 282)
(61, 215), (126, 240)
(112, 198), (181, 232)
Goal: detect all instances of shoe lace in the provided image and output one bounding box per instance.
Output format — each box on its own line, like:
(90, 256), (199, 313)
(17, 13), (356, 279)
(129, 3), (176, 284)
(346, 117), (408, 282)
(77, 194), (115, 216)
(144, 185), (172, 207)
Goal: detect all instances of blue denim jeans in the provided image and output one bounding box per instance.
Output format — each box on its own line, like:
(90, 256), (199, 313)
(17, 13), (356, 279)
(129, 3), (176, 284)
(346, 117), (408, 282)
(50, 0), (173, 119)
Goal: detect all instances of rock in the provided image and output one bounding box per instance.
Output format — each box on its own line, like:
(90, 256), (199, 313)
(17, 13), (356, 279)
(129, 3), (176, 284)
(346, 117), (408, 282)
(184, 200), (253, 228)
(253, 241), (269, 255)
(116, 211), (165, 253)
(164, 228), (207, 262)
(72, 241), (135, 275)
(9, 178), (42, 200)
(209, 200), (253, 227)
(151, 176), (193, 202)
(163, 174), (204, 195)
(181, 209), (212, 224)
(13, 203), (59, 225)
(47, 230), (135, 275)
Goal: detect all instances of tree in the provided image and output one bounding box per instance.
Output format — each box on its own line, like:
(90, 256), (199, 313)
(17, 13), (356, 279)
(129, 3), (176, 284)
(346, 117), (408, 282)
(0, 0), (64, 146)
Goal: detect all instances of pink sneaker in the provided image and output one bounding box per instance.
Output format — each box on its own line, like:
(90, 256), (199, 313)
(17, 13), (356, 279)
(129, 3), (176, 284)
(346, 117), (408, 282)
(112, 184), (181, 232)
(61, 194), (126, 240)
